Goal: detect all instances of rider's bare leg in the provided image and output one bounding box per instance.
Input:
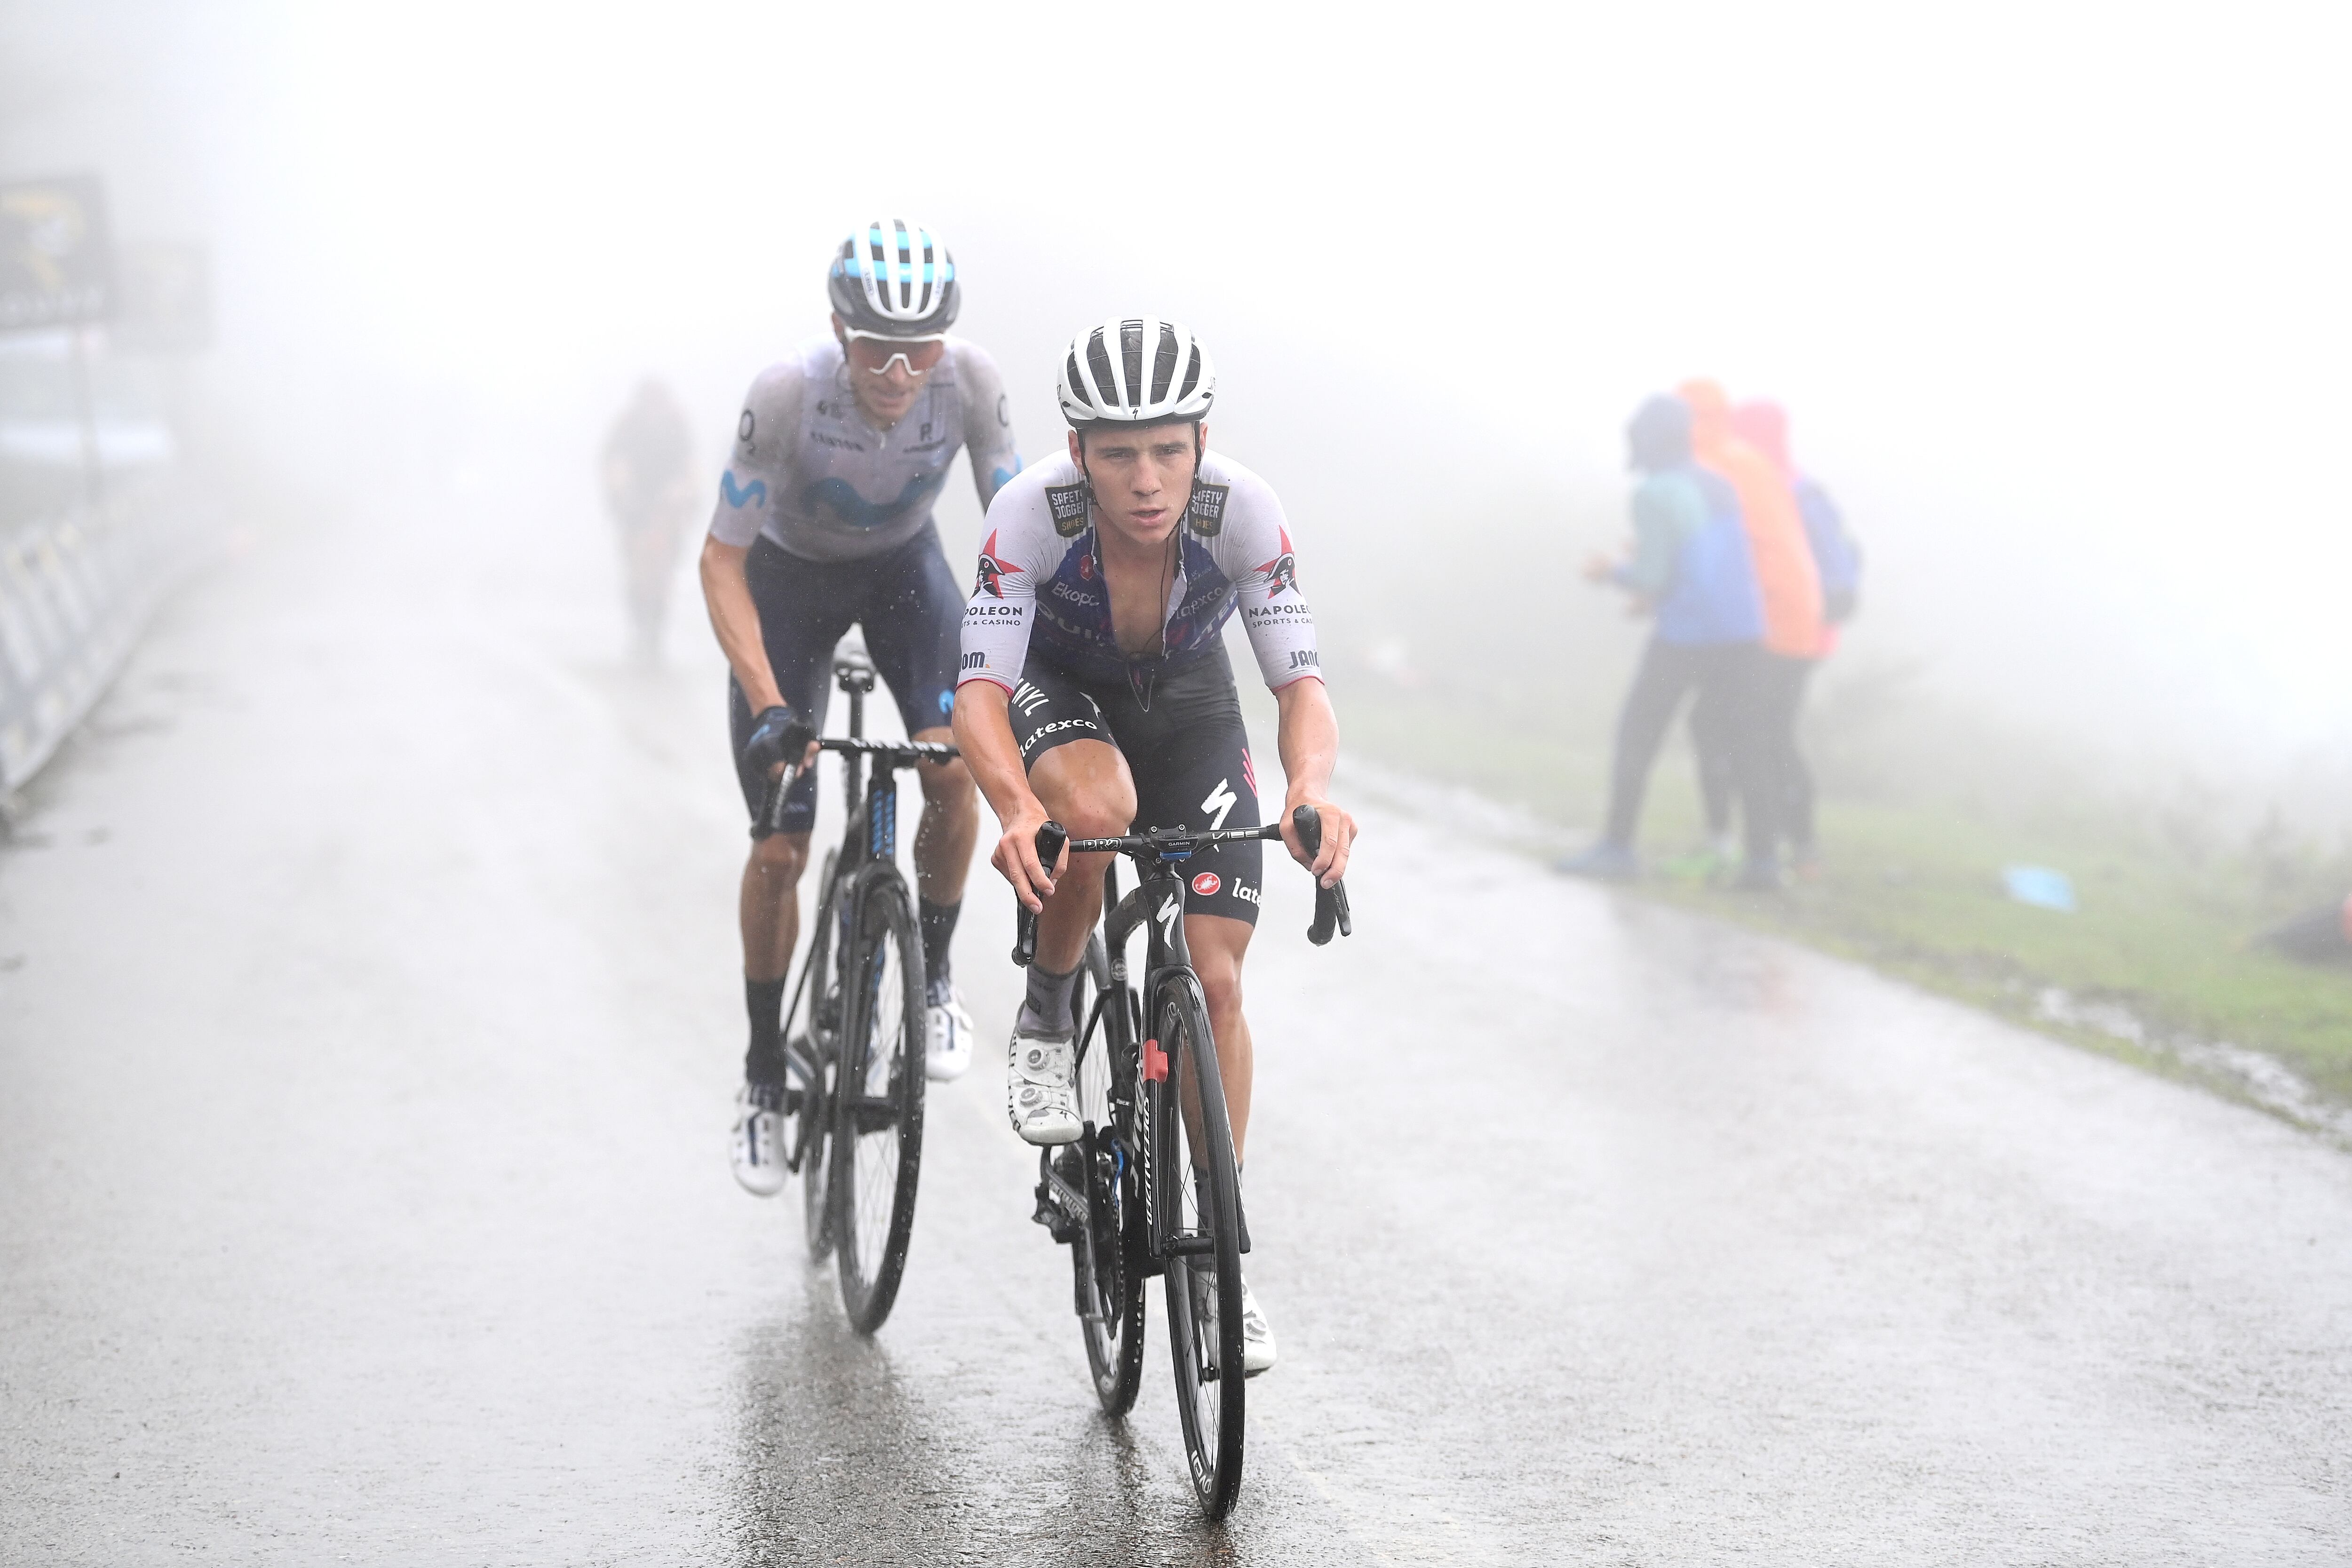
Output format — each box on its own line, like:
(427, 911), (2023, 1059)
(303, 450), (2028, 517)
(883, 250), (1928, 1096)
(1027, 738), (1136, 974)
(1184, 912), (1256, 1162)
(910, 725), (977, 947)
(740, 830), (810, 984)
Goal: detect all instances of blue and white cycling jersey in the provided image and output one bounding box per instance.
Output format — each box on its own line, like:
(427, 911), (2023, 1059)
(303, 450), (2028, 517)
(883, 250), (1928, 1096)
(957, 450), (1322, 693)
(707, 335), (1021, 564)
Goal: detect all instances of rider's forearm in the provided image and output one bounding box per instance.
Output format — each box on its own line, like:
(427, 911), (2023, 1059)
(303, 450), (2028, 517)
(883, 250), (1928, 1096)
(1273, 678), (1339, 803)
(951, 683), (1041, 827)
(699, 536), (785, 711)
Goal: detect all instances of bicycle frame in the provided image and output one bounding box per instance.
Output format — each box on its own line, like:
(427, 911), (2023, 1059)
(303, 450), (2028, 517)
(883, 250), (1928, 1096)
(1035, 822), (1289, 1277)
(771, 658), (957, 1138)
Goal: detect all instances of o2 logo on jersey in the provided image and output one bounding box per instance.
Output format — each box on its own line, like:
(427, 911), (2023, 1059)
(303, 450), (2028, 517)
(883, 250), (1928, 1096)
(1191, 871), (1222, 898)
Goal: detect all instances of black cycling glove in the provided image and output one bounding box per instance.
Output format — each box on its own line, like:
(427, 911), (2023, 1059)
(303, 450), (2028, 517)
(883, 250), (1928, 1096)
(743, 705), (816, 775)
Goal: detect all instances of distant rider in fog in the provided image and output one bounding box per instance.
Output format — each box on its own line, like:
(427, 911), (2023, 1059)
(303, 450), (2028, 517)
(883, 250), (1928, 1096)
(601, 378), (696, 665)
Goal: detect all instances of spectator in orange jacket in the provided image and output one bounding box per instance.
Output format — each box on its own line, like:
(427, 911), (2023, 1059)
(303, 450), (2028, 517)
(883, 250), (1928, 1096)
(1676, 379), (1822, 887)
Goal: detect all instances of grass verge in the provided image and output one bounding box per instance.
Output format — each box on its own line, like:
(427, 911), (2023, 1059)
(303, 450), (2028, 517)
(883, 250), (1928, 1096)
(1340, 682), (2352, 1131)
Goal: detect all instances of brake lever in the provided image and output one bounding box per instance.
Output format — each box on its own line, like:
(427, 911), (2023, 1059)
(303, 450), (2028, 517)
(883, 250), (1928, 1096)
(751, 760), (803, 840)
(1291, 804), (1352, 945)
(1012, 821), (1070, 966)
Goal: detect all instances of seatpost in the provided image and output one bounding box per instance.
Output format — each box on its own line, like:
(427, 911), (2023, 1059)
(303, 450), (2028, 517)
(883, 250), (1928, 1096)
(1012, 821), (1070, 967)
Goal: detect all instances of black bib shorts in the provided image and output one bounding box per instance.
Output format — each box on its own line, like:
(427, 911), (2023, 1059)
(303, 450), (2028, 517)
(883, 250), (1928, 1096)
(1003, 642), (1264, 927)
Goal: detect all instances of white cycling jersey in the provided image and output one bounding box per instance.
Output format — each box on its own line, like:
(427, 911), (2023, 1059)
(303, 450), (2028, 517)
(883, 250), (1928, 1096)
(708, 336), (1021, 563)
(957, 449), (1323, 693)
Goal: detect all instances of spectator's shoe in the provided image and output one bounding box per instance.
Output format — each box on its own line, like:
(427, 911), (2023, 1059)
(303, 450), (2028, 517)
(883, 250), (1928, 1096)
(730, 1082), (790, 1197)
(1554, 842), (1639, 882)
(925, 979), (974, 1082)
(1731, 856), (1787, 892)
(1007, 1029), (1082, 1146)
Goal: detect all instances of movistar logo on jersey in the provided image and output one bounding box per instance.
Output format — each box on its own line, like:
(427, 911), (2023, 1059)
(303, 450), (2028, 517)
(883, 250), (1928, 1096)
(720, 470), (767, 509)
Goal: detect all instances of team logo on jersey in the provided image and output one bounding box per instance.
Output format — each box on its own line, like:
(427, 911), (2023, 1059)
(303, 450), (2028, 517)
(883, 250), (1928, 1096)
(720, 469), (767, 509)
(1045, 482), (1091, 537)
(1254, 527), (1299, 598)
(1188, 481), (1232, 536)
(972, 530), (1020, 598)
(1191, 871), (1222, 898)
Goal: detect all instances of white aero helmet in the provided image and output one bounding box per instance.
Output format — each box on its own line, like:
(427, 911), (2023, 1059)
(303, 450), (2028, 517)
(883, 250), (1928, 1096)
(828, 218), (959, 335)
(1058, 317), (1216, 427)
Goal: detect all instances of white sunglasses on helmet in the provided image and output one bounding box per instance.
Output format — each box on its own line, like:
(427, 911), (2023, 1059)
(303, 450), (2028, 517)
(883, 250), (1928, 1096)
(842, 326), (948, 377)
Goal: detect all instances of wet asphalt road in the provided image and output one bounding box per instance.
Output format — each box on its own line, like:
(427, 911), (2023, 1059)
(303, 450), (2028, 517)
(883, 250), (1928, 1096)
(4, 497), (2352, 1567)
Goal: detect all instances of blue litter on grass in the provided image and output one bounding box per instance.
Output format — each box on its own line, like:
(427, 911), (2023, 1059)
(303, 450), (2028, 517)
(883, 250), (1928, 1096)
(2002, 865), (2077, 913)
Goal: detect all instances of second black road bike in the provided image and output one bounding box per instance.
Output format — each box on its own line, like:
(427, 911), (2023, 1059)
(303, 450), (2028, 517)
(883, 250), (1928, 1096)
(1015, 806), (1351, 1518)
(760, 649), (955, 1335)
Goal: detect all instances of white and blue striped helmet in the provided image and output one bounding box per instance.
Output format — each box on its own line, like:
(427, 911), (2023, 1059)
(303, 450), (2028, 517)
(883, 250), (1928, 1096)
(1057, 317), (1216, 427)
(827, 218), (959, 335)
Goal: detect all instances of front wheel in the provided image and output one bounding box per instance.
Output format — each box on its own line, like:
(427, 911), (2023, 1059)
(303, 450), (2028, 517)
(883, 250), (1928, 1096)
(1154, 973), (1246, 1519)
(1067, 935), (1142, 1416)
(832, 868), (928, 1334)
(790, 852), (842, 1263)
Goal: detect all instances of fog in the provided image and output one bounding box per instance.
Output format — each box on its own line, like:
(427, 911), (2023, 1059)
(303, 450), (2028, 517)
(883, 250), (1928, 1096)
(9, 0), (2349, 831)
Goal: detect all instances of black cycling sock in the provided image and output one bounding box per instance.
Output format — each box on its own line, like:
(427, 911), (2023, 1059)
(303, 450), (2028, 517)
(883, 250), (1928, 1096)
(1017, 960), (1079, 1038)
(744, 975), (787, 1085)
(918, 898), (961, 990)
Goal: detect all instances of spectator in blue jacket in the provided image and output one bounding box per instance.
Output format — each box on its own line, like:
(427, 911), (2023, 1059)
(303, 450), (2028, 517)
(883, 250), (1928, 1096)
(1559, 395), (1778, 886)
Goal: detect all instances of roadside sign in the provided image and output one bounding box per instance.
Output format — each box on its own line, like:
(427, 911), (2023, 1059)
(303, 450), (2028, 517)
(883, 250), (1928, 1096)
(0, 176), (115, 332)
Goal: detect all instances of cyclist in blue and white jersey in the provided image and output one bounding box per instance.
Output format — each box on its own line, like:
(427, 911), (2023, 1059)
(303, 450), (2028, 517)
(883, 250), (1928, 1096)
(953, 319), (1357, 1374)
(705, 219), (1022, 1196)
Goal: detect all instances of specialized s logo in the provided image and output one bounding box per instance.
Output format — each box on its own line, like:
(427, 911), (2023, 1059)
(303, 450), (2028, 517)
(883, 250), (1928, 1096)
(1044, 483), (1091, 538)
(720, 469), (767, 509)
(1255, 526), (1299, 599)
(1200, 777), (1237, 831)
(972, 530), (1020, 598)
(1188, 481), (1232, 536)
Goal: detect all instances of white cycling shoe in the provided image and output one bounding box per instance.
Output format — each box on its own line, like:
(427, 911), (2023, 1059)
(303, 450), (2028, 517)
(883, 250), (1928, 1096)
(925, 981), (974, 1082)
(1192, 1268), (1278, 1377)
(730, 1082), (788, 1198)
(1007, 1028), (1082, 1146)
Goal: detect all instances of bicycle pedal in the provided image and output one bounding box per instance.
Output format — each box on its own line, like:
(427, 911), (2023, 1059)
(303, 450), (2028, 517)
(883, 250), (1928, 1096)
(1030, 1178), (1084, 1245)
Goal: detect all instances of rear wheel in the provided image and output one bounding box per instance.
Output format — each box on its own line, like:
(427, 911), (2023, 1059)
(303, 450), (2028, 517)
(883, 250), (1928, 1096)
(1068, 935), (1142, 1415)
(1154, 973), (1245, 1518)
(789, 854), (842, 1262)
(832, 868), (927, 1334)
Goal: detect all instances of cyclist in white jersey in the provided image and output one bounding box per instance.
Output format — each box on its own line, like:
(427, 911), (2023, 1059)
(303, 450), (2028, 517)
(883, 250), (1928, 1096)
(705, 219), (1022, 1195)
(954, 318), (1357, 1373)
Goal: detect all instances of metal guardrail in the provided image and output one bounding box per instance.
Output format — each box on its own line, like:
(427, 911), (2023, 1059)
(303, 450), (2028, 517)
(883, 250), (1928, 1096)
(0, 492), (203, 791)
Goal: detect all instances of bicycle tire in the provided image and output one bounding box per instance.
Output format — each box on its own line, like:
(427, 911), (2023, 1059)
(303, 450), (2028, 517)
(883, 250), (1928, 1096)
(792, 852), (842, 1262)
(831, 866), (927, 1334)
(1154, 971), (1246, 1518)
(1067, 934), (1143, 1415)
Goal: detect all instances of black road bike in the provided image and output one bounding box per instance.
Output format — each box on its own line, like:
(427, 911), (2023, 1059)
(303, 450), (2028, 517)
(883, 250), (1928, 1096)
(759, 650), (954, 1335)
(1015, 807), (1351, 1519)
